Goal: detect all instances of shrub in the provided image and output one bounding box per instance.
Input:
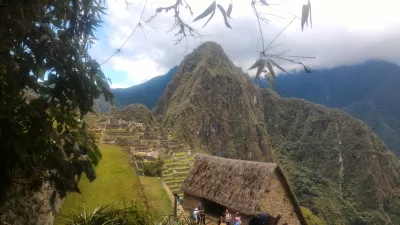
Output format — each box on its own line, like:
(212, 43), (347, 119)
(143, 157), (165, 177)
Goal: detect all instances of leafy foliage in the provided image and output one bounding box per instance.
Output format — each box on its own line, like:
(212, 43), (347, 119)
(0, 0), (112, 208)
(62, 203), (152, 225)
(143, 157), (165, 177)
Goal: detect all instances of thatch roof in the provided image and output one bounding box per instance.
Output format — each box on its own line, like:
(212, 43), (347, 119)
(182, 155), (278, 216)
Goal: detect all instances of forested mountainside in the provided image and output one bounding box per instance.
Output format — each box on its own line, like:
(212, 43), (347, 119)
(109, 60), (400, 158)
(257, 60), (400, 156)
(154, 42), (400, 224)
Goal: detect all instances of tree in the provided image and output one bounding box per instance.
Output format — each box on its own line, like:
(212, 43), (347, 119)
(0, 0), (112, 209)
(0, 0), (312, 213)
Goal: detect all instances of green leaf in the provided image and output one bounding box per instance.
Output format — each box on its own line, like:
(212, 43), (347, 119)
(268, 59), (289, 74)
(266, 62), (276, 79)
(227, 3), (233, 18)
(57, 124), (63, 133)
(80, 157), (97, 182)
(217, 4), (232, 29)
(193, 1), (216, 22)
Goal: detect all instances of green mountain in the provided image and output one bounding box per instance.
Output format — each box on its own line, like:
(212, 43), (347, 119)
(154, 42), (400, 224)
(109, 60), (400, 158)
(112, 66), (179, 109)
(257, 60), (400, 156)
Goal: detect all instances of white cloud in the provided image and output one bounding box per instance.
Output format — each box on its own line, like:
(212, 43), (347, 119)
(92, 0), (400, 85)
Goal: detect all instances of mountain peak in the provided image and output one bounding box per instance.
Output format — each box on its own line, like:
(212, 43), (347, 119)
(177, 41), (241, 82)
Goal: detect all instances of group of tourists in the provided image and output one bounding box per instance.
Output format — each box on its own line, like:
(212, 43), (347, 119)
(219, 209), (241, 225)
(191, 205), (241, 225)
(191, 204), (206, 224)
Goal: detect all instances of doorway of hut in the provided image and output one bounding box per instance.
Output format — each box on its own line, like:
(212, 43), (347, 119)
(200, 198), (226, 220)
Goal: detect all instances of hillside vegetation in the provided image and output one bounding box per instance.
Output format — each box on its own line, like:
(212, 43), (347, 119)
(257, 60), (400, 156)
(154, 42), (400, 224)
(111, 60), (400, 158)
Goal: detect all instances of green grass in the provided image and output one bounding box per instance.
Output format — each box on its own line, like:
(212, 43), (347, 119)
(55, 144), (144, 224)
(139, 176), (173, 220)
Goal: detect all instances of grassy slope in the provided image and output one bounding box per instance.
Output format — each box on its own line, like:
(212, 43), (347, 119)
(55, 144), (144, 224)
(139, 176), (173, 220)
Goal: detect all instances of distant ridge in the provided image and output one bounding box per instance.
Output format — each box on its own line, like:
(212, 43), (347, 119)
(112, 66), (179, 109)
(256, 59), (400, 156)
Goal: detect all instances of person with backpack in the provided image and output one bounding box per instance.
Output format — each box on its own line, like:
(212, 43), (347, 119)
(234, 212), (241, 225)
(225, 209), (232, 225)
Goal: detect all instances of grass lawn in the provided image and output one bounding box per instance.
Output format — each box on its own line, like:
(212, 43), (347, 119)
(139, 176), (173, 221)
(55, 144), (144, 224)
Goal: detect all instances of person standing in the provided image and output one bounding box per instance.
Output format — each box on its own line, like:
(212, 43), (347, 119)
(199, 208), (206, 224)
(225, 209), (232, 225)
(234, 212), (241, 225)
(193, 208), (199, 223)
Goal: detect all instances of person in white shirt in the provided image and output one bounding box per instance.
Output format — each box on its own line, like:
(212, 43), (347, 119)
(193, 208), (199, 222)
(225, 209), (232, 225)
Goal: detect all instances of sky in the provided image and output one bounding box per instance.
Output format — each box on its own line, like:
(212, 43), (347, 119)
(90, 0), (400, 88)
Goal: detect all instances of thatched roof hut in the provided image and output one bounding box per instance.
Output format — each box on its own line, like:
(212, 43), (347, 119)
(182, 155), (307, 225)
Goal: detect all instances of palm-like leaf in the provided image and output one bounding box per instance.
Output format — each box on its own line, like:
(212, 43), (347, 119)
(217, 4), (232, 28)
(193, 1), (216, 22)
(227, 3), (233, 18)
(268, 59), (289, 74)
(266, 61), (276, 79)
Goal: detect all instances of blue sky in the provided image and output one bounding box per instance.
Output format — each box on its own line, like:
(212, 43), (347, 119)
(90, 0), (400, 89)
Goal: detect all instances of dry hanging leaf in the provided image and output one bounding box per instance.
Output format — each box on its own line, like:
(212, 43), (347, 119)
(298, 62), (314, 73)
(301, 4), (309, 31)
(193, 1), (216, 22)
(203, 7), (216, 28)
(266, 62), (276, 79)
(227, 3), (233, 18)
(255, 59), (266, 79)
(309, 0), (312, 28)
(268, 59), (289, 74)
(260, 0), (269, 7)
(217, 4), (232, 28)
(248, 58), (263, 71)
(265, 73), (275, 90)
